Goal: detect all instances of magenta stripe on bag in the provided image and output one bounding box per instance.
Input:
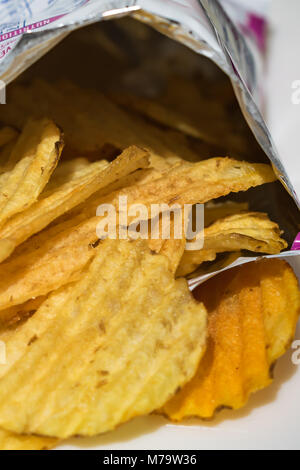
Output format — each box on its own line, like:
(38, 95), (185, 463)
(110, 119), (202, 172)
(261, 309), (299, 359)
(291, 233), (300, 251)
(246, 13), (267, 51)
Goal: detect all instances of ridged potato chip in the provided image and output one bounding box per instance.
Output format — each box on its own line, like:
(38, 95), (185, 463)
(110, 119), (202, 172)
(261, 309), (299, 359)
(0, 299), (58, 450)
(186, 252), (243, 281)
(204, 201), (249, 227)
(162, 259), (300, 420)
(115, 158), (275, 209)
(42, 157), (92, 195)
(0, 216), (97, 312)
(110, 76), (254, 157)
(111, 91), (227, 146)
(0, 145), (149, 262)
(0, 157), (276, 312)
(48, 79), (205, 164)
(0, 428), (57, 451)
(147, 207), (191, 274)
(72, 156), (273, 227)
(148, 229), (187, 275)
(0, 118), (63, 228)
(2, 79), (200, 165)
(177, 212), (287, 276)
(0, 297), (46, 329)
(0, 66), (294, 449)
(159, 238), (187, 274)
(0, 239), (207, 438)
(15, 166), (162, 253)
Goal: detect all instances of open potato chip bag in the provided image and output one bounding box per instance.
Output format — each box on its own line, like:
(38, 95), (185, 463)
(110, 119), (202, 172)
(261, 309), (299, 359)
(0, 0), (299, 452)
(162, 258), (300, 420)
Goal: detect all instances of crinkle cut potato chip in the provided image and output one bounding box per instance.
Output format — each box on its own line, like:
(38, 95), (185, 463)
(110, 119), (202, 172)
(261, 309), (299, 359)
(73, 156), (274, 228)
(0, 156), (276, 313)
(117, 157), (275, 210)
(147, 208), (191, 274)
(0, 428), (58, 450)
(0, 296), (46, 330)
(110, 78), (254, 158)
(0, 239), (207, 438)
(162, 259), (300, 421)
(42, 157), (95, 195)
(0, 145), (149, 262)
(0, 118), (63, 228)
(204, 201), (249, 227)
(0, 216), (98, 313)
(1, 79), (200, 165)
(177, 212), (288, 277)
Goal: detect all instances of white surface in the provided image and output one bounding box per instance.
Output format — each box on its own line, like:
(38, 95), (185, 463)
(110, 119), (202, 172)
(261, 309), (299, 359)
(58, 0), (300, 451)
(266, 0), (300, 193)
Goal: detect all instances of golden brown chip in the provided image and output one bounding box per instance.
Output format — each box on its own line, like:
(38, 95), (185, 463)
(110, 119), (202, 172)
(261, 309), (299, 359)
(147, 207), (191, 274)
(0, 154), (275, 310)
(204, 201), (249, 227)
(187, 252), (243, 281)
(0, 239), (207, 438)
(0, 217), (96, 312)
(109, 158), (275, 211)
(56, 79), (206, 164)
(74, 156), (273, 230)
(148, 230), (187, 275)
(2, 79), (199, 165)
(0, 297), (46, 330)
(0, 145), (149, 262)
(0, 156), (275, 311)
(111, 91), (223, 145)
(162, 259), (300, 420)
(0, 118), (63, 228)
(110, 77), (253, 157)
(42, 157), (92, 195)
(0, 139), (17, 173)
(177, 212), (288, 276)
(0, 126), (18, 148)
(0, 428), (58, 450)
(18, 166), (162, 249)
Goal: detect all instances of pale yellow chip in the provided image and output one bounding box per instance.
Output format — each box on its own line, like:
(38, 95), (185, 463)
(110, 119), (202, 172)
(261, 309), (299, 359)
(0, 145), (149, 262)
(0, 239), (207, 438)
(0, 118), (63, 228)
(177, 212), (288, 276)
(162, 259), (300, 420)
(0, 428), (58, 450)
